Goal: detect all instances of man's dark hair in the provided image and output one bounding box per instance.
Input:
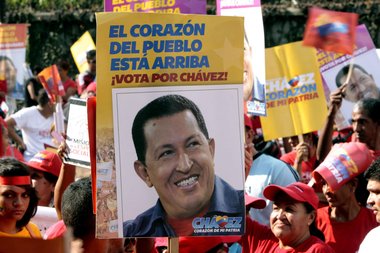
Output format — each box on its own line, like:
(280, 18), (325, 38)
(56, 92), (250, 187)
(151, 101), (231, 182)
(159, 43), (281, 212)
(37, 89), (50, 106)
(132, 94), (209, 164)
(61, 177), (94, 239)
(335, 64), (370, 88)
(86, 49), (96, 60)
(354, 98), (380, 124)
(0, 158), (38, 229)
(364, 158), (380, 182)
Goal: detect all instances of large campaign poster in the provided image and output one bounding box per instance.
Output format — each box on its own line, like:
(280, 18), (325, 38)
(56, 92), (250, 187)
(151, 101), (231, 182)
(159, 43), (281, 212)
(217, 0), (266, 116)
(0, 24), (28, 111)
(104, 0), (206, 14)
(261, 41), (327, 141)
(96, 12), (245, 238)
(317, 24), (380, 130)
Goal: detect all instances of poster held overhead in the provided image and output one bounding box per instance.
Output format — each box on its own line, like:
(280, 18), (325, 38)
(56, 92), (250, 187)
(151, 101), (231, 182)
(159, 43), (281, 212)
(96, 12), (246, 238)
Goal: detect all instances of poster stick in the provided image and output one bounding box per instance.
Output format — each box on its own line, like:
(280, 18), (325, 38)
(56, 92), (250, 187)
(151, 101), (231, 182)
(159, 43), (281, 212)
(168, 237), (179, 253)
(345, 58), (355, 84)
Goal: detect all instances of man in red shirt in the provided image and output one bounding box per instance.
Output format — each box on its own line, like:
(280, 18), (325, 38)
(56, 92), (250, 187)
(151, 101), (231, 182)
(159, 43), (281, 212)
(313, 142), (378, 253)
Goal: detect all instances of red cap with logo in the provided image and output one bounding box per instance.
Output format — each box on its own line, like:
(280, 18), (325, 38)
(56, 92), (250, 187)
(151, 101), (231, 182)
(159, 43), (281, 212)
(27, 150), (62, 177)
(312, 142), (374, 191)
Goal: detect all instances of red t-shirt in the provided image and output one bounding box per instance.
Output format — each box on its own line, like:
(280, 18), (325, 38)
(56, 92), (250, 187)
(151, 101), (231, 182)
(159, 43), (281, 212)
(280, 151), (317, 183)
(240, 218), (334, 253)
(316, 206), (378, 253)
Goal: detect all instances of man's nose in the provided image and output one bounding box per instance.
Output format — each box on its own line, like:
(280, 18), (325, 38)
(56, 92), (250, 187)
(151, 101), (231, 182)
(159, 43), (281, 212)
(275, 208), (286, 219)
(176, 153), (193, 173)
(367, 192), (375, 207)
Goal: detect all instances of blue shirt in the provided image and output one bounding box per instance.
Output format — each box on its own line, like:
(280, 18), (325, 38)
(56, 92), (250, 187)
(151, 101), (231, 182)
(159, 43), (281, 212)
(123, 176), (245, 237)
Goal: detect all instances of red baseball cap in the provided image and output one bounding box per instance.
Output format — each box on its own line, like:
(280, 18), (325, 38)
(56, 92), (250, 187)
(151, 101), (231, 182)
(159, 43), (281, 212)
(27, 150), (62, 177)
(312, 142), (374, 191)
(245, 194), (266, 209)
(263, 182), (319, 210)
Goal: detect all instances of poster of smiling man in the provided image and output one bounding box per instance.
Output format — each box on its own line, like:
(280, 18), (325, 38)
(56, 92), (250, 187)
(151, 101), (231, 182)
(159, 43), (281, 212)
(95, 12), (245, 238)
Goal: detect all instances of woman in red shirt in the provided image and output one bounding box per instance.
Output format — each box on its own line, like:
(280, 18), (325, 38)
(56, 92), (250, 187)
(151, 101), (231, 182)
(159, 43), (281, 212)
(240, 182), (334, 252)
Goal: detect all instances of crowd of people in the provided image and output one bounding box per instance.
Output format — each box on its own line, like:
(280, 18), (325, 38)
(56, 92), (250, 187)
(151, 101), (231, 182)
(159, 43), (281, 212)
(0, 20), (380, 253)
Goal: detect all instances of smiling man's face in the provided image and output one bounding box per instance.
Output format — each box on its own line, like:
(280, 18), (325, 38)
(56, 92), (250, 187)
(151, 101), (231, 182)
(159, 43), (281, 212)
(134, 110), (215, 219)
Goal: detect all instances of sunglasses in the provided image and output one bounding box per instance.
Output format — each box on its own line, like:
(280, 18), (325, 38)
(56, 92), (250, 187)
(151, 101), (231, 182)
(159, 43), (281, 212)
(88, 60), (96, 64)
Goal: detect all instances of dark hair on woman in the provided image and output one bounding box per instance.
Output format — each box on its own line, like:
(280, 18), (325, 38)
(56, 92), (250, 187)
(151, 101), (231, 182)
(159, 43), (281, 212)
(0, 157), (38, 229)
(304, 202), (325, 242)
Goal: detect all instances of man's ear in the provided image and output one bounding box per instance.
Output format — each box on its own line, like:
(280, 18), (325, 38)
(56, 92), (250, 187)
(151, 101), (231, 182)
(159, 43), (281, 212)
(134, 161), (153, 188)
(208, 138), (215, 158)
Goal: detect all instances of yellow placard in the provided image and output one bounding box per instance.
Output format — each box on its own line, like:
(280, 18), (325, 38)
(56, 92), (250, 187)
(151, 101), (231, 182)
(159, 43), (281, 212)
(70, 31), (96, 73)
(261, 41), (328, 140)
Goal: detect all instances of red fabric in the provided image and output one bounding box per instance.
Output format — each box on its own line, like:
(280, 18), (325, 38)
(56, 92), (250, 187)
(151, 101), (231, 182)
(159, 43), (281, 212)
(87, 97), (97, 214)
(303, 7), (358, 54)
(316, 206), (378, 253)
(280, 151), (317, 183)
(240, 218), (334, 252)
(0, 175), (30, 185)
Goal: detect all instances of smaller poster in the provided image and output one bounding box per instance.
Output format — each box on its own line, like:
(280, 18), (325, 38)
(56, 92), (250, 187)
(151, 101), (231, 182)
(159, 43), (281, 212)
(65, 98), (90, 168)
(317, 24), (380, 129)
(262, 41), (327, 140)
(217, 0), (266, 116)
(37, 65), (65, 103)
(303, 7), (358, 55)
(70, 31), (96, 73)
(104, 0), (206, 14)
(0, 24), (28, 112)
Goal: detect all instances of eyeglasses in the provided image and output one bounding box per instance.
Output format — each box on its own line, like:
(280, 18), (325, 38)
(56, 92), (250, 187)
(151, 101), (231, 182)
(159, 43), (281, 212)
(88, 60), (96, 64)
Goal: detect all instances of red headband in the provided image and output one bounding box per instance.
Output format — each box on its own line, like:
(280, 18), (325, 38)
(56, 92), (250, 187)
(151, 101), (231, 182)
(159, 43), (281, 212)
(0, 176), (31, 185)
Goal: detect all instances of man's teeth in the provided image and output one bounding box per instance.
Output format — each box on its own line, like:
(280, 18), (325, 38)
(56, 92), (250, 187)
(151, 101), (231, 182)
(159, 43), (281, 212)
(176, 176), (198, 187)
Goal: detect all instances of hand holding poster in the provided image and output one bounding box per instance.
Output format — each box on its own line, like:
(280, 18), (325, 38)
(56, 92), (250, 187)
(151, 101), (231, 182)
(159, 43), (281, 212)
(317, 25), (380, 129)
(96, 12), (245, 238)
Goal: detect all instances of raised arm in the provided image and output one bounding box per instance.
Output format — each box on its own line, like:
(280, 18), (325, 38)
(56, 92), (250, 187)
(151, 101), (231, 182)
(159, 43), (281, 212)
(316, 84), (346, 161)
(54, 141), (76, 220)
